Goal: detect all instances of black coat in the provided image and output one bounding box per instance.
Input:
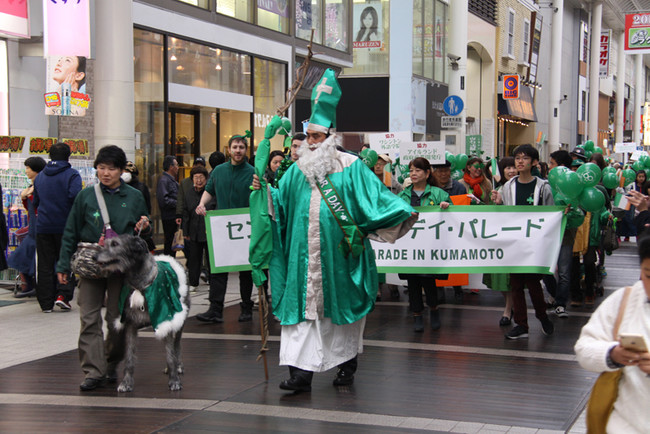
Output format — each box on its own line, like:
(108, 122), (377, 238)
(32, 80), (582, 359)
(180, 184), (215, 242)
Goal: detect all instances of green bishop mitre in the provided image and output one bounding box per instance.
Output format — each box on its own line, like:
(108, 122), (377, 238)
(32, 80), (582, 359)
(307, 68), (342, 134)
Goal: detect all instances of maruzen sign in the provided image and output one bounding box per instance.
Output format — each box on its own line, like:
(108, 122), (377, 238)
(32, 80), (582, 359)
(625, 13), (650, 53)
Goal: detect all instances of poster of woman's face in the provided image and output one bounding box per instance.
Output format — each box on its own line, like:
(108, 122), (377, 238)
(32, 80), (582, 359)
(353, 2), (382, 49)
(44, 56), (91, 116)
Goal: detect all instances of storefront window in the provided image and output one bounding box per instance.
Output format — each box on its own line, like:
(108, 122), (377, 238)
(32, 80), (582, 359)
(342, 0), (389, 75)
(217, 0), (253, 22)
(412, 0), (447, 83)
(253, 58), (287, 152)
(325, 0), (348, 51)
(199, 108), (218, 159)
(168, 37), (251, 95)
(134, 28), (165, 237)
(297, 0), (322, 44)
(257, 0), (290, 33)
(176, 0), (210, 8)
(219, 110), (251, 154)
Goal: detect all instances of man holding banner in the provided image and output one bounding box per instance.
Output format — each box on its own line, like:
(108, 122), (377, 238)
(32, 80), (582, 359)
(259, 69), (417, 392)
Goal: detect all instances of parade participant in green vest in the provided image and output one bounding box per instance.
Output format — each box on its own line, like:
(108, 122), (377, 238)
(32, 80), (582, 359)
(254, 69), (417, 392)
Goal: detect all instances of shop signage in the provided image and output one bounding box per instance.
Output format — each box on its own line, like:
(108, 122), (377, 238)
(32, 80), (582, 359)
(443, 95), (464, 116)
(441, 116), (463, 129)
(615, 142), (637, 153)
(0, 136), (25, 153)
(44, 56), (90, 116)
(205, 206), (566, 275)
(44, 0), (90, 57)
(352, 1), (382, 49)
(62, 138), (89, 156)
(0, 0), (29, 38)
(257, 0), (289, 18)
(466, 135), (482, 156)
(398, 141), (444, 164)
(600, 29), (611, 77)
(503, 75), (519, 99)
(29, 137), (57, 154)
(625, 13), (650, 53)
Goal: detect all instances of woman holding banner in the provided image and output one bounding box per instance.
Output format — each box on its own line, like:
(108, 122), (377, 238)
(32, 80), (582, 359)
(398, 157), (451, 332)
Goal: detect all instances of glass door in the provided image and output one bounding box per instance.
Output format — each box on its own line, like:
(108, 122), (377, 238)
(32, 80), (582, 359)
(169, 107), (200, 181)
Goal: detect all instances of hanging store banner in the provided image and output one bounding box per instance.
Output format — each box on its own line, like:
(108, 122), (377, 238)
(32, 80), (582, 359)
(600, 29), (611, 77)
(352, 1), (382, 49)
(257, 0), (289, 18)
(43, 0), (90, 57)
(29, 137), (57, 154)
(205, 206), (566, 275)
(62, 138), (89, 156)
(625, 13), (650, 53)
(0, 0), (30, 38)
(0, 135), (25, 152)
(399, 141), (444, 164)
(44, 55), (90, 116)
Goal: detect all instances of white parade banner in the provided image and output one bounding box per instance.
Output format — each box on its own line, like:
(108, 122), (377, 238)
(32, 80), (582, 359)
(399, 141), (444, 164)
(368, 131), (411, 160)
(206, 206), (566, 275)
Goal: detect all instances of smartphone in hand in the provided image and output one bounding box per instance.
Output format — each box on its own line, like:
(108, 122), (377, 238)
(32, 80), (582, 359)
(619, 333), (649, 353)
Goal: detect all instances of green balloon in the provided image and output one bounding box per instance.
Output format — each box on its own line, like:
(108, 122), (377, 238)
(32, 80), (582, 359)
(359, 148), (378, 168)
(639, 154), (649, 165)
(593, 147), (603, 154)
(576, 163), (602, 188)
(447, 153), (457, 170)
(553, 191), (579, 208)
(584, 140), (595, 152)
(557, 170), (584, 198)
(644, 156), (650, 168)
(632, 161), (645, 172)
(602, 166), (617, 175)
(456, 153), (469, 170)
(579, 187), (605, 212)
(548, 166), (569, 190)
(279, 117), (292, 135)
(623, 168), (636, 184)
(451, 169), (463, 180)
(584, 150), (593, 160)
(602, 172), (618, 189)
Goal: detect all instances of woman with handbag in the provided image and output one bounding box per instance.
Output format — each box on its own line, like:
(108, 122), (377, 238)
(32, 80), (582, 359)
(9, 157), (46, 298)
(56, 145), (151, 392)
(574, 236), (650, 433)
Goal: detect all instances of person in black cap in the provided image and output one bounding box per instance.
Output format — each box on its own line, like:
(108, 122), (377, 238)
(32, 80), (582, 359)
(431, 159), (467, 196)
(570, 146), (588, 162)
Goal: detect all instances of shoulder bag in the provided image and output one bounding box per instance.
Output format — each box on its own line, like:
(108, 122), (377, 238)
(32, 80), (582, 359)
(70, 184), (116, 279)
(585, 286), (632, 434)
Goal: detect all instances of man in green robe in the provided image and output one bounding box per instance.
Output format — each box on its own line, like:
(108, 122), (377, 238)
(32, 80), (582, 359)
(264, 69), (417, 392)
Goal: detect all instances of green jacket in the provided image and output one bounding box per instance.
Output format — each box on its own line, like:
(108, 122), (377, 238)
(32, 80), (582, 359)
(398, 184), (451, 207)
(589, 208), (612, 246)
(57, 182), (150, 273)
(205, 161), (254, 210)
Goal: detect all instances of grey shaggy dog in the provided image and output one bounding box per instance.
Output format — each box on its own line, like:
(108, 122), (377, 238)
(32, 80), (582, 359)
(94, 234), (190, 392)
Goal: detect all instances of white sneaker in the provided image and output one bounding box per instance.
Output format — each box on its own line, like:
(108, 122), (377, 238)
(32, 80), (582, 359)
(555, 305), (568, 318)
(189, 286), (198, 293)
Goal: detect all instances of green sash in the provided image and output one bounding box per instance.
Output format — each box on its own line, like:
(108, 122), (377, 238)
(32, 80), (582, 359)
(316, 176), (366, 258)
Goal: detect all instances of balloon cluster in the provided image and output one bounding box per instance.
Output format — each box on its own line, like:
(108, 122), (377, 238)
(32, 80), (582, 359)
(445, 151), (468, 180)
(574, 140), (603, 161)
(548, 163), (607, 212)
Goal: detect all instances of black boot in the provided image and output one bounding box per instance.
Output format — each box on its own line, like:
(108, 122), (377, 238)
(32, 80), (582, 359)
(238, 302), (253, 322)
(279, 366), (313, 392)
(430, 309), (441, 330)
(333, 355), (357, 386)
(413, 314), (424, 332)
(196, 307), (223, 323)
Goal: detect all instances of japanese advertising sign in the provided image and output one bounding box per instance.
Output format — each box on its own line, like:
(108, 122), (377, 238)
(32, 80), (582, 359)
(503, 75), (519, 99)
(206, 207), (566, 275)
(43, 0), (90, 58)
(44, 55), (90, 116)
(352, 1), (382, 49)
(0, 135), (25, 152)
(62, 138), (89, 156)
(466, 135), (482, 156)
(399, 141), (444, 164)
(600, 29), (611, 77)
(29, 137), (57, 154)
(368, 131), (411, 161)
(0, 0), (30, 38)
(625, 13), (650, 53)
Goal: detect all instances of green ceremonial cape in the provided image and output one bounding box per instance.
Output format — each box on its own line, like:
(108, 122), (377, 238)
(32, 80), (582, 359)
(270, 153), (416, 326)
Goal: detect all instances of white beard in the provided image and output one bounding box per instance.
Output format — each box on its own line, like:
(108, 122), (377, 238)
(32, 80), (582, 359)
(296, 134), (340, 186)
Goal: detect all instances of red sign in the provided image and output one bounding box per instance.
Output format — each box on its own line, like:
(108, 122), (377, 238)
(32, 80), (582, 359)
(503, 75), (519, 100)
(625, 13), (650, 53)
(0, 135), (25, 152)
(600, 30), (611, 77)
(0, 0), (30, 38)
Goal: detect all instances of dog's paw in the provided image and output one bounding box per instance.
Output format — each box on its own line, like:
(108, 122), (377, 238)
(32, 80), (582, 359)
(117, 380), (134, 393)
(168, 380), (182, 391)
